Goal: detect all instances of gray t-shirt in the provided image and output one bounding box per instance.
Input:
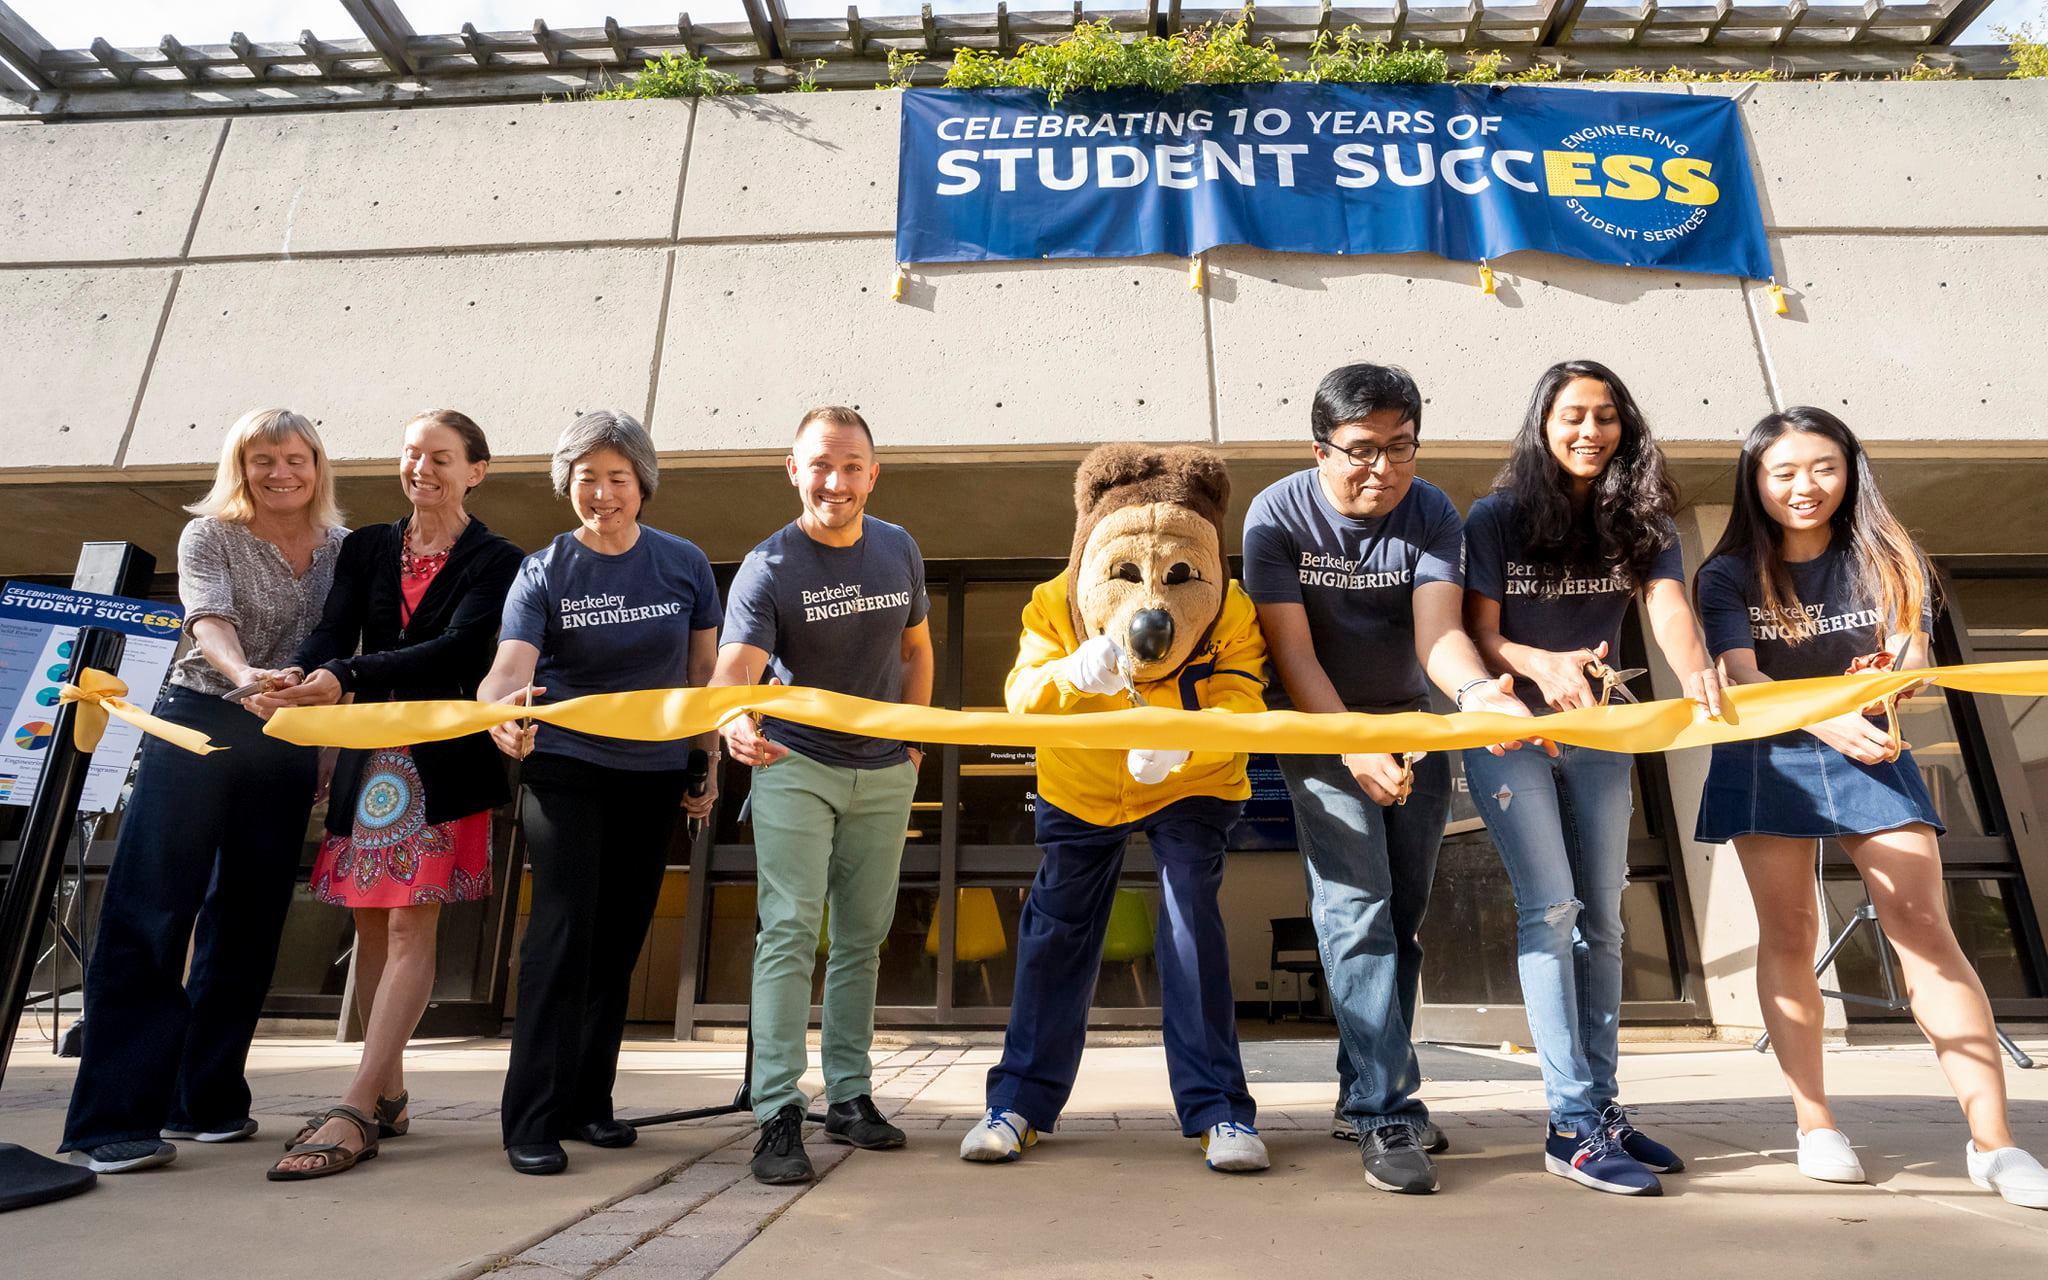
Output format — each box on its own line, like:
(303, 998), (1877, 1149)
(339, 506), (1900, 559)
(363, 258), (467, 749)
(721, 517), (929, 769)
(1697, 541), (1931, 681)
(500, 527), (723, 771)
(1464, 492), (1685, 712)
(1242, 470), (1464, 712)
(172, 517), (346, 696)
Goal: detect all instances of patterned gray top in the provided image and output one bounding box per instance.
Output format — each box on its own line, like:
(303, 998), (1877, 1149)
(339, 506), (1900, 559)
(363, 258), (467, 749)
(171, 516), (347, 696)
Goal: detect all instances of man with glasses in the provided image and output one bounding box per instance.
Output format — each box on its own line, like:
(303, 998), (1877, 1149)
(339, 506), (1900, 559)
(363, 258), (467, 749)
(1243, 362), (1542, 1195)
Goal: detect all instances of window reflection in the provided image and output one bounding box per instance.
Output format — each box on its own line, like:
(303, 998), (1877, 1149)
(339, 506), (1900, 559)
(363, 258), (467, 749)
(699, 883), (940, 1008)
(1821, 877), (2042, 1002)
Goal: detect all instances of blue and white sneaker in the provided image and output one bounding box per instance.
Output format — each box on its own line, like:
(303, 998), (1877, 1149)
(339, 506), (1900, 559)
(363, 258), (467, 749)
(959, 1108), (1037, 1163)
(1544, 1126), (1662, 1196)
(1201, 1122), (1269, 1173)
(1601, 1103), (1684, 1174)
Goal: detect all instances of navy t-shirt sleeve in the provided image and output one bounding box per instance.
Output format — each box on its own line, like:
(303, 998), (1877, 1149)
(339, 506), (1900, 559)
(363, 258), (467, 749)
(1462, 496), (1507, 603)
(1647, 518), (1686, 585)
(905, 536), (931, 628)
(500, 552), (550, 648)
(1241, 498), (1301, 605)
(720, 551), (777, 652)
(688, 547), (723, 632)
(1416, 487), (1465, 589)
(1695, 556), (1753, 659)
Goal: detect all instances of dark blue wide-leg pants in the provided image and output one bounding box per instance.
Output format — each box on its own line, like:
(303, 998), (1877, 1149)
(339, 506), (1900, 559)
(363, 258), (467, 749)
(985, 795), (1253, 1138)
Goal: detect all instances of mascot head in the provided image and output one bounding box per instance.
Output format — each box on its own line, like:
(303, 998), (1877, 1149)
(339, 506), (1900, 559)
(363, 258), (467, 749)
(1066, 443), (1230, 683)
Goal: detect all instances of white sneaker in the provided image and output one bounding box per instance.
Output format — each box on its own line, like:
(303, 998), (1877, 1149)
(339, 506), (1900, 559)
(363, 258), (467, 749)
(1967, 1142), (2048, 1209)
(959, 1108), (1036, 1163)
(1201, 1121), (1270, 1173)
(1796, 1128), (1867, 1184)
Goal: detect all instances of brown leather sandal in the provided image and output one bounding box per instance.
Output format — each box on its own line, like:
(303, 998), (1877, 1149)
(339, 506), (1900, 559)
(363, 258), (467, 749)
(267, 1105), (380, 1181)
(376, 1091), (410, 1139)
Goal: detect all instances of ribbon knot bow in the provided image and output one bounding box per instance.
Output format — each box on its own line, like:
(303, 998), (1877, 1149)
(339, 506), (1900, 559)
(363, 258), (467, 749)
(56, 668), (221, 756)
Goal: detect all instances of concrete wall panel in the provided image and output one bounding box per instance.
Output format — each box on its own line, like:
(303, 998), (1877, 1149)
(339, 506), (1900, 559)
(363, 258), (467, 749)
(0, 120), (223, 264)
(652, 241), (1211, 449)
(1206, 248), (1768, 445)
(675, 93), (900, 240)
(1742, 83), (2048, 231)
(127, 249), (670, 468)
(189, 102), (693, 257)
(1752, 234), (2048, 440)
(0, 268), (175, 469)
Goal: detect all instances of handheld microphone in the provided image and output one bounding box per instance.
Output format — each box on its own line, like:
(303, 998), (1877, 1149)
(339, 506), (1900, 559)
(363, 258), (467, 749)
(684, 747), (711, 840)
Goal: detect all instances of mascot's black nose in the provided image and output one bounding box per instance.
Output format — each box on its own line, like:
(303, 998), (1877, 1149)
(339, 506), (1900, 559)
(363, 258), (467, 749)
(1128, 609), (1174, 663)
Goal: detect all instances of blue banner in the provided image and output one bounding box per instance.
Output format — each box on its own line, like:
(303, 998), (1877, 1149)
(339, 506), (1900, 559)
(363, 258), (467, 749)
(896, 83), (1771, 279)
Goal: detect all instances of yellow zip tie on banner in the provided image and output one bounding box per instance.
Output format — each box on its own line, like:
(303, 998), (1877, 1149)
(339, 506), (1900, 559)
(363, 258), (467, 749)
(264, 660), (2048, 761)
(1767, 278), (1788, 316)
(890, 263), (907, 302)
(59, 669), (222, 755)
(1479, 261), (1496, 295)
(1189, 255), (1206, 292)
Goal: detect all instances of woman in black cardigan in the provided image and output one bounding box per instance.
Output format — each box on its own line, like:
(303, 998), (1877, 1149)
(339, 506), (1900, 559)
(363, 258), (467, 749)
(255, 409), (522, 1180)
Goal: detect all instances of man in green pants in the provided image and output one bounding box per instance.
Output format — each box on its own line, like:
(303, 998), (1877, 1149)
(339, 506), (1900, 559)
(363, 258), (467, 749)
(713, 405), (934, 1185)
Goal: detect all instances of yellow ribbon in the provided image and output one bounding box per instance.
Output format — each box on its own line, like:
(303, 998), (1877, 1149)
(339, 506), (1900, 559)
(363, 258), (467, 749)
(57, 669), (223, 756)
(262, 660), (2048, 759)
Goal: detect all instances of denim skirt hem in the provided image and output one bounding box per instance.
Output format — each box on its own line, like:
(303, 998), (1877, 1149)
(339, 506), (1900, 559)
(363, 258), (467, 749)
(1695, 732), (1945, 844)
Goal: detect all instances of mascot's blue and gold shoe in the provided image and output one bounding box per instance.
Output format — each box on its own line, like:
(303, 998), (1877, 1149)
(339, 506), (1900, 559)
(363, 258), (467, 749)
(1201, 1122), (1270, 1173)
(959, 1108), (1038, 1163)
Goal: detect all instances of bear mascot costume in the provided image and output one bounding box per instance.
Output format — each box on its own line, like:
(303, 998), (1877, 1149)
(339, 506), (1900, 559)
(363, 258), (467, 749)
(960, 443), (1271, 1174)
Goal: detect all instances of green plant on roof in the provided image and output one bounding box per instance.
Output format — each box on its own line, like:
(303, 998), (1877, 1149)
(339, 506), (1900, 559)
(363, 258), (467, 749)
(591, 51), (750, 99)
(2000, 24), (2047, 78)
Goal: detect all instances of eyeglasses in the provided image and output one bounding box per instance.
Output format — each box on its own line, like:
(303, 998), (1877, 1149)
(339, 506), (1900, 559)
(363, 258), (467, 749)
(1319, 440), (1420, 469)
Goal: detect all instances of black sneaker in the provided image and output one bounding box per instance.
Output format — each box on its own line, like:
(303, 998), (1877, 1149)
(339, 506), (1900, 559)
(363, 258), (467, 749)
(72, 1139), (176, 1174)
(1360, 1123), (1439, 1194)
(751, 1103), (815, 1185)
(824, 1095), (906, 1150)
(1330, 1106), (1449, 1154)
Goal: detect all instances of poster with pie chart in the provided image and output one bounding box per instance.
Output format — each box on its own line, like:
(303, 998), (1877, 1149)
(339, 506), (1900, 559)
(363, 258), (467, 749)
(0, 581), (186, 813)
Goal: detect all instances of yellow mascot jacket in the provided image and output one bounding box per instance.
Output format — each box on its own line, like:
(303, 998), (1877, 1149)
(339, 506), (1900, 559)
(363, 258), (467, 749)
(1005, 571), (1269, 828)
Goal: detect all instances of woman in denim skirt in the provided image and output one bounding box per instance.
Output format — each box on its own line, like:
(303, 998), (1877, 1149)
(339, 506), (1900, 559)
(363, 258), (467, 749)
(1462, 361), (1726, 1197)
(1695, 405), (2046, 1208)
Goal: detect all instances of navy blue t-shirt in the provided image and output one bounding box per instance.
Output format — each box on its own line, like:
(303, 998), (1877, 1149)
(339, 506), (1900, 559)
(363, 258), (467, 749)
(1242, 470), (1464, 712)
(721, 516), (929, 769)
(500, 526), (722, 771)
(1696, 542), (1931, 680)
(1465, 492), (1686, 712)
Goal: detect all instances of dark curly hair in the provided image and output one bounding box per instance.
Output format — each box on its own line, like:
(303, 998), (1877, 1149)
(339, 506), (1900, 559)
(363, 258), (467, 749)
(1489, 360), (1678, 593)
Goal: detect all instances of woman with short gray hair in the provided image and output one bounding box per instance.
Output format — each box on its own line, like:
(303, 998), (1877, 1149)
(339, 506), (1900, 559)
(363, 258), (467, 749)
(477, 409), (723, 1176)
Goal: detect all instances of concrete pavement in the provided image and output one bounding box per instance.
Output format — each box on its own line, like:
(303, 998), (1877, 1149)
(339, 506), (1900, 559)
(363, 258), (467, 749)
(3, 1029), (2045, 1278)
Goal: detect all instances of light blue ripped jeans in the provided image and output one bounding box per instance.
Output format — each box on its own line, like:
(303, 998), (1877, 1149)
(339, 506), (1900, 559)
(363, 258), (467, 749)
(1462, 744), (1635, 1133)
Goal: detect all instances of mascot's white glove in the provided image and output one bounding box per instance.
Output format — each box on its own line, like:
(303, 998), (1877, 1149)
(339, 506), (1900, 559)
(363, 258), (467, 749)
(1127, 748), (1189, 785)
(1063, 634), (1129, 696)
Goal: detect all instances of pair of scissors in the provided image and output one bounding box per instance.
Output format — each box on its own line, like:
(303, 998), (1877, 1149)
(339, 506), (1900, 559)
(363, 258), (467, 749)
(1392, 751), (1427, 806)
(1585, 659), (1650, 707)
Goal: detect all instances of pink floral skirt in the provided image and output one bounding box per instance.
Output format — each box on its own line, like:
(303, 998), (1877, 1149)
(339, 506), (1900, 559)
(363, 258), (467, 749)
(311, 746), (492, 908)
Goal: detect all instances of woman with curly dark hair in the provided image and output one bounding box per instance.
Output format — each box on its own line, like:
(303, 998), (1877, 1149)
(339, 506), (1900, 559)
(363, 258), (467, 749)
(1461, 361), (1725, 1197)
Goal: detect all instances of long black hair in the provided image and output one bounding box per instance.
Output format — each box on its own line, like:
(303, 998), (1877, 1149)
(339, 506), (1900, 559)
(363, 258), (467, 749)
(1700, 406), (1929, 648)
(1489, 360), (1678, 592)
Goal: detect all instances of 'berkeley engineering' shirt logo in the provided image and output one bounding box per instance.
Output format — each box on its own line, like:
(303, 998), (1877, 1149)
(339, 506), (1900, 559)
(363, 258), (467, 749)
(1748, 601), (1883, 643)
(1504, 562), (1629, 598)
(802, 582), (914, 624)
(1297, 551), (1412, 591)
(559, 592), (683, 630)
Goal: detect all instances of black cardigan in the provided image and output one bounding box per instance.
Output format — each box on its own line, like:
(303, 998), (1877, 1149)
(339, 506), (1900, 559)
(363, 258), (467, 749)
(293, 516), (524, 837)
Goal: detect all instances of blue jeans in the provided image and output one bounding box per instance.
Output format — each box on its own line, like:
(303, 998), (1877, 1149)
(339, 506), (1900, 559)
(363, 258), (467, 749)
(1277, 752), (1449, 1133)
(60, 686), (316, 1152)
(986, 796), (1254, 1137)
(1463, 744), (1634, 1132)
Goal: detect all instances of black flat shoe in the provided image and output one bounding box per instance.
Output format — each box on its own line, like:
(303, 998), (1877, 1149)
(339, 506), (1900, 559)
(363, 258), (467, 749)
(824, 1096), (906, 1150)
(507, 1142), (568, 1176)
(574, 1120), (638, 1149)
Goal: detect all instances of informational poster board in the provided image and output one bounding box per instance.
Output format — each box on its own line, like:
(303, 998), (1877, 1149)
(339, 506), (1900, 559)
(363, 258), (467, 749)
(0, 582), (186, 813)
